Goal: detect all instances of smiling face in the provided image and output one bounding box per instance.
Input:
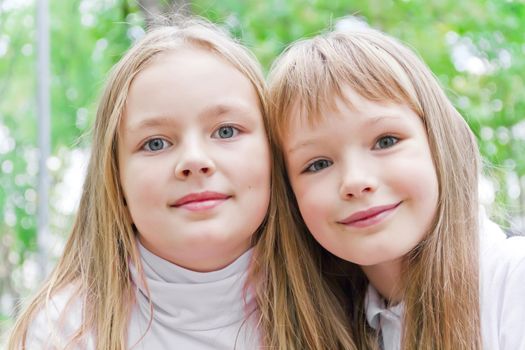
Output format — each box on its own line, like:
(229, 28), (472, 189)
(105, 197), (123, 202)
(118, 47), (271, 272)
(284, 86), (439, 268)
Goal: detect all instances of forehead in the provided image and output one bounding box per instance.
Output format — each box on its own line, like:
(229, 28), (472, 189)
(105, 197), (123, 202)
(283, 86), (370, 135)
(283, 86), (423, 151)
(131, 47), (252, 99)
(121, 47), (261, 130)
(139, 47), (240, 84)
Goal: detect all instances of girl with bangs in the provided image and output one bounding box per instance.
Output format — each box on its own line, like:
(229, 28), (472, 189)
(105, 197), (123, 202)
(7, 15), (354, 350)
(267, 26), (525, 349)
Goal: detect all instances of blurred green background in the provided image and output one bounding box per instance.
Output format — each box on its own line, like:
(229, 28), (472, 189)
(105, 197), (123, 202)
(1, 0), (524, 334)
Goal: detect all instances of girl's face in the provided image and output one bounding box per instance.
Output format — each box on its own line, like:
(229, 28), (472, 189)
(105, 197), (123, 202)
(118, 47), (270, 272)
(283, 86), (439, 267)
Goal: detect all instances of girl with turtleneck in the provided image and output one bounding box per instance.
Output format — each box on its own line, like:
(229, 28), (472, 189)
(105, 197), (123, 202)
(8, 16), (271, 350)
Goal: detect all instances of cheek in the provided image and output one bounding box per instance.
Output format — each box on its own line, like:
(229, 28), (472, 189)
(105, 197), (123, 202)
(418, 167), (439, 223)
(398, 156), (439, 225)
(292, 178), (332, 230)
(119, 163), (135, 204)
(410, 156), (438, 203)
(237, 136), (271, 186)
(235, 138), (271, 226)
(121, 160), (163, 209)
(391, 146), (438, 198)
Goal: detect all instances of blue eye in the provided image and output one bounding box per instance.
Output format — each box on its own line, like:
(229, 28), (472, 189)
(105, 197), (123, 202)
(374, 136), (399, 149)
(305, 159), (333, 173)
(213, 125), (239, 139)
(143, 138), (170, 152)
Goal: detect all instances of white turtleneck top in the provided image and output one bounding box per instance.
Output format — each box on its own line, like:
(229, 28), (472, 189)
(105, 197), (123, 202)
(26, 243), (259, 349)
(127, 243), (259, 349)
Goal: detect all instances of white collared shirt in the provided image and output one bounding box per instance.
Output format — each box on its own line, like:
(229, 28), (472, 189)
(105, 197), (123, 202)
(365, 284), (403, 350)
(364, 213), (525, 350)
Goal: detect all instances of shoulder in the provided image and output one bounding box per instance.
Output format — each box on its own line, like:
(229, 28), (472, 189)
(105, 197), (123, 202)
(480, 217), (525, 278)
(25, 284), (93, 349)
(479, 217), (525, 350)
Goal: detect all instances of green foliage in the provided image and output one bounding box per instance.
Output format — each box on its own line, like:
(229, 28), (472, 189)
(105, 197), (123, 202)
(48, 0), (138, 149)
(0, 0), (524, 331)
(0, 0), (141, 328)
(191, 0), (525, 226)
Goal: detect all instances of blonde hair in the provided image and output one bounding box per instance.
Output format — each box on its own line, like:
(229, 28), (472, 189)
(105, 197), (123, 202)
(268, 27), (481, 349)
(250, 139), (360, 349)
(8, 16), (269, 350)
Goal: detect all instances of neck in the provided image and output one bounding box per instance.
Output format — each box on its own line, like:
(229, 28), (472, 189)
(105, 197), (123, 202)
(361, 257), (404, 305)
(138, 236), (252, 272)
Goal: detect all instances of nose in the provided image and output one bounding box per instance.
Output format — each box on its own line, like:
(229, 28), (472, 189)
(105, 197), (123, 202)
(339, 158), (377, 200)
(174, 139), (216, 180)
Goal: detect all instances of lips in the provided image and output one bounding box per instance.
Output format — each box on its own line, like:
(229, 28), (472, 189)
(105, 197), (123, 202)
(172, 191), (231, 211)
(338, 201), (401, 227)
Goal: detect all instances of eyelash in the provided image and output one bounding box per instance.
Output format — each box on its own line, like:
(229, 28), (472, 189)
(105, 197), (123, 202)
(139, 124), (242, 152)
(211, 124), (241, 139)
(373, 135), (400, 150)
(301, 135), (400, 173)
(303, 159), (333, 173)
(141, 137), (172, 152)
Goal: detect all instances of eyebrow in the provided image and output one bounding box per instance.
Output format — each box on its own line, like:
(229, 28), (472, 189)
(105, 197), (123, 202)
(287, 140), (318, 155)
(126, 102), (255, 133)
(200, 103), (251, 120)
(366, 114), (407, 126)
(126, 115), (176, 133)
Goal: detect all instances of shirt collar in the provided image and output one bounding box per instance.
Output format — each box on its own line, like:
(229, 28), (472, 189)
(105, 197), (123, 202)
(365, 283), (404, 330)
(129, 241), (255, 331)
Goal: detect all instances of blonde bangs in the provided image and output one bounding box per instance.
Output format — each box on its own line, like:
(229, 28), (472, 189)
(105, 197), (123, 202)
(268, 30), (423, 143)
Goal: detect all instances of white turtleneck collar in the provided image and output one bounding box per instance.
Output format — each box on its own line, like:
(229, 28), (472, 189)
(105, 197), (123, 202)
(127, 241), (258, 349)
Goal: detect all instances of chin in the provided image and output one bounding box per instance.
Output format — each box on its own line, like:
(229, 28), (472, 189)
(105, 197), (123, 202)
(345, 251), (396, 267)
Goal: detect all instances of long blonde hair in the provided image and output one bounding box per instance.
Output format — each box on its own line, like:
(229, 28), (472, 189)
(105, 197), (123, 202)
(250, 136), (360, 349)
(9, 15), (359, 350)
(267, 27), (481, 350)
(8, 16), (268, 350)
